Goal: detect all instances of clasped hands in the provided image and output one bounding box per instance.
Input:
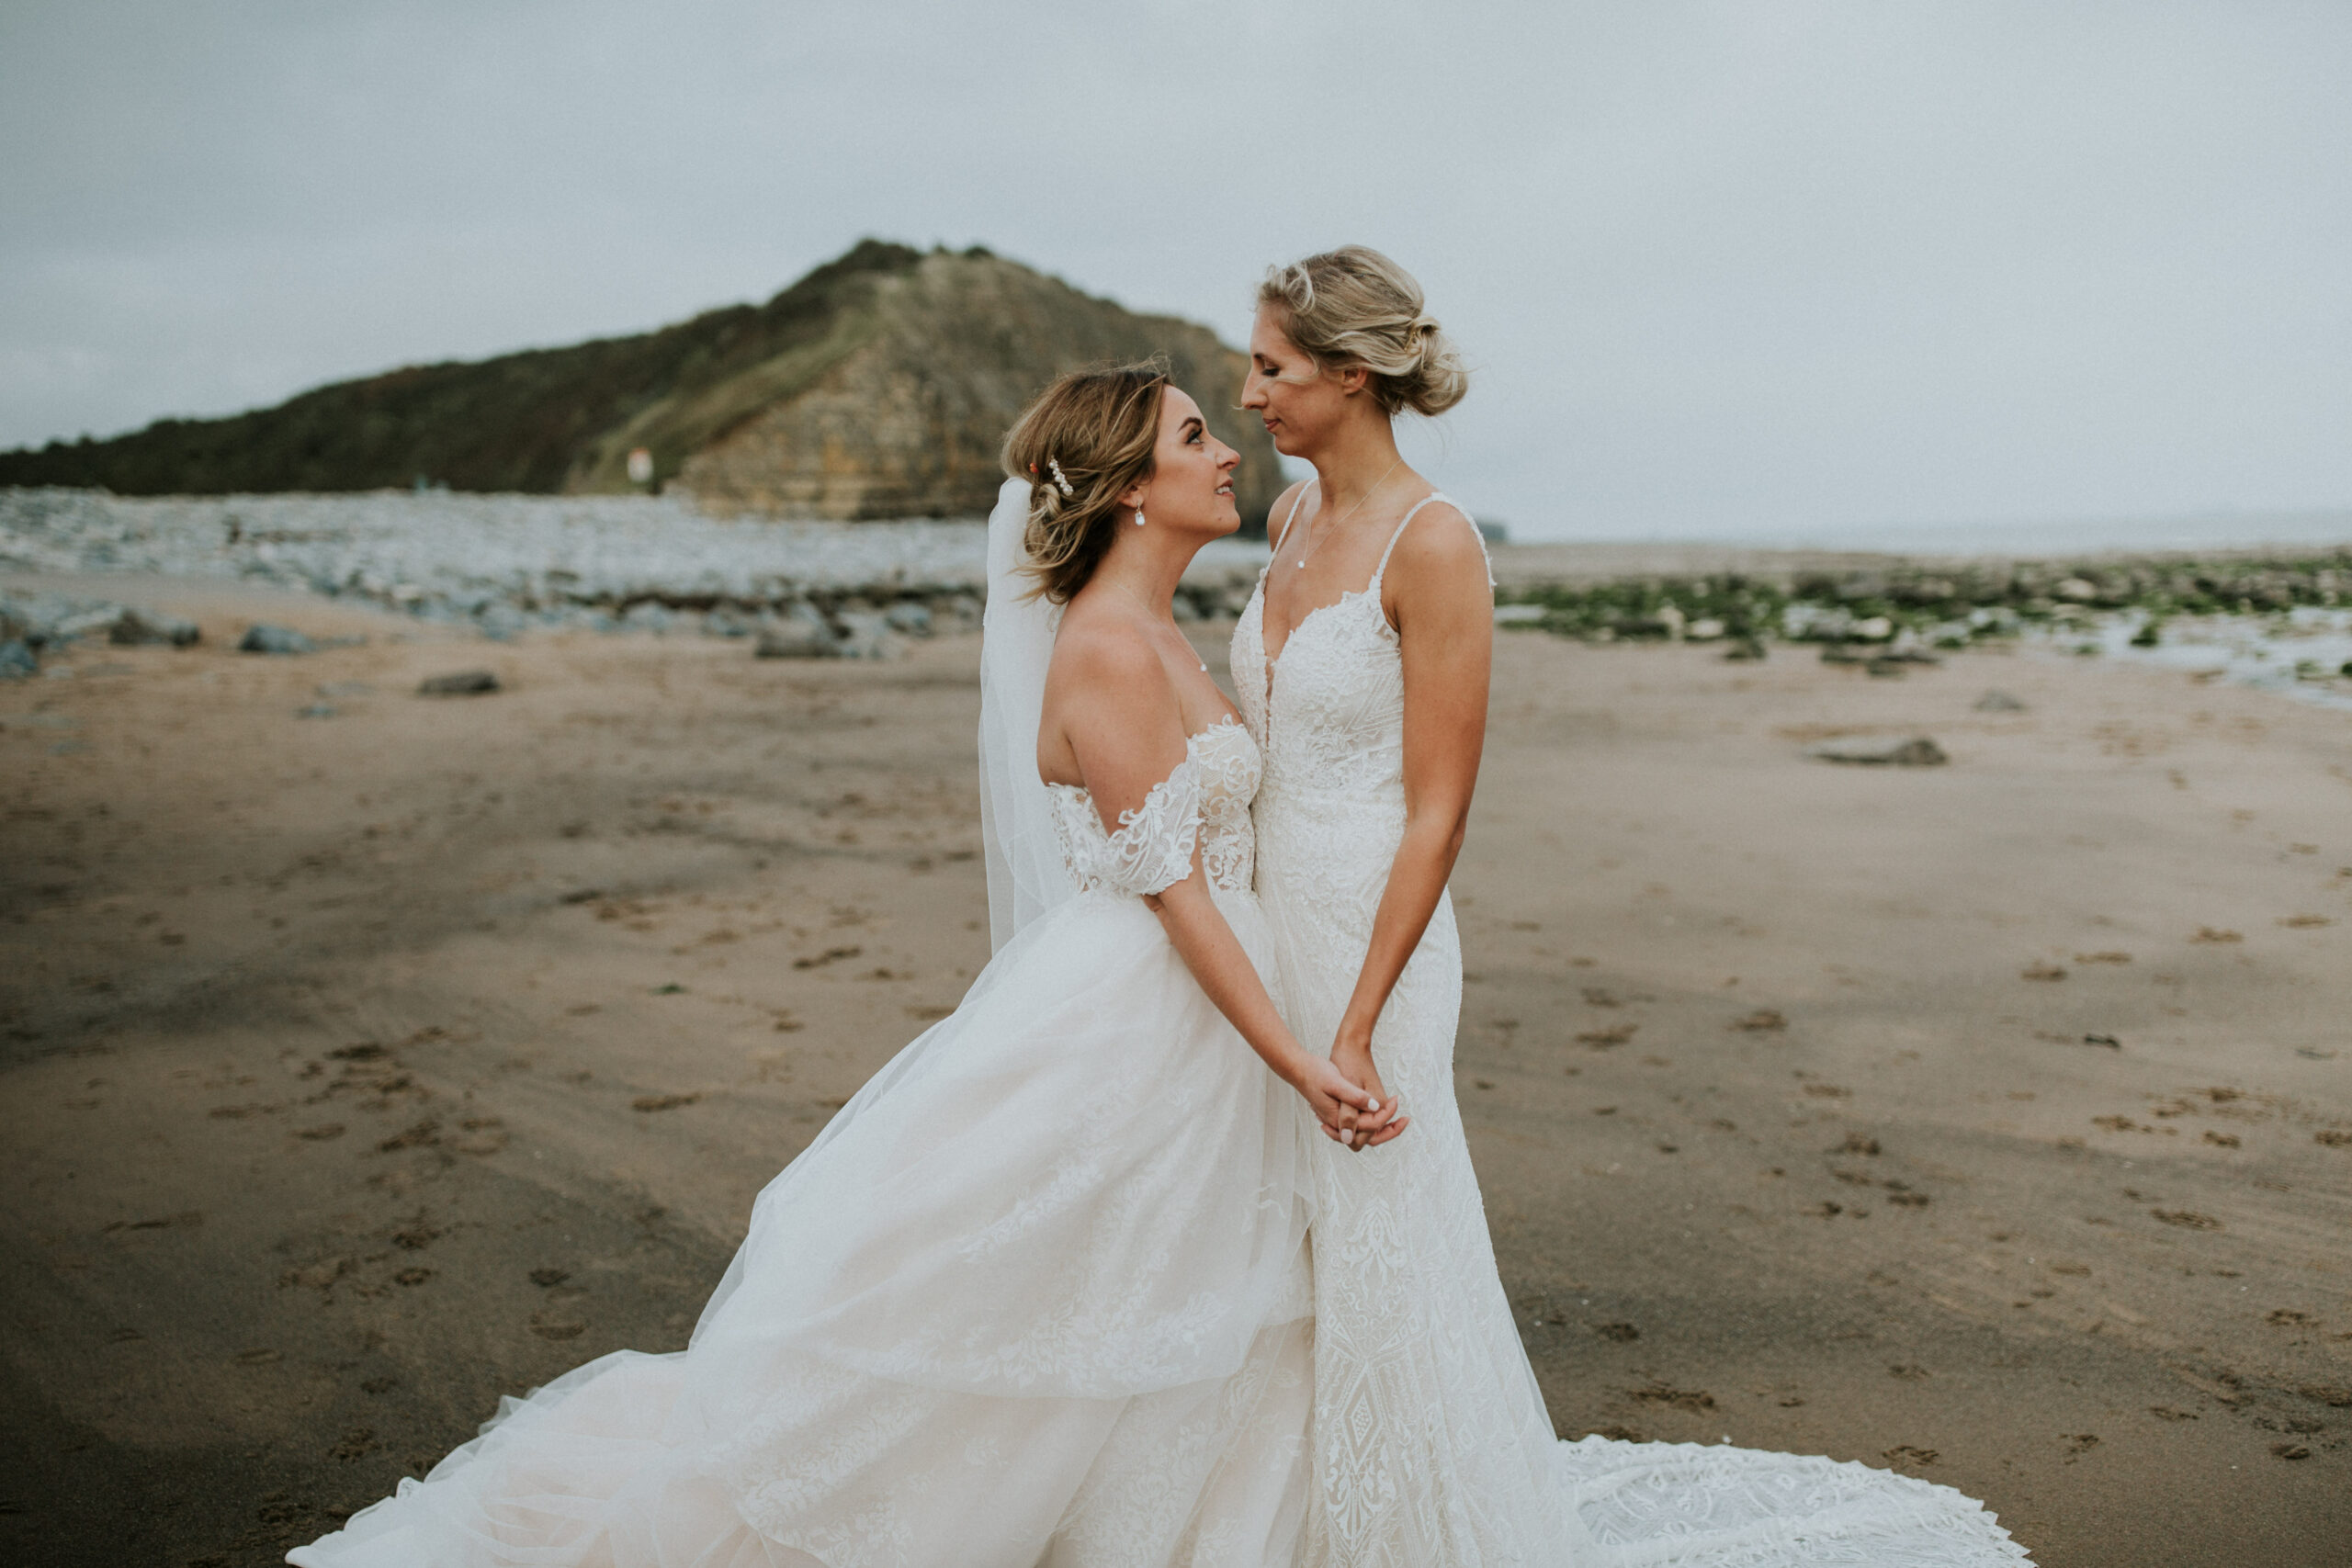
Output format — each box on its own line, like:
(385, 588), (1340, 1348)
(1293, 1034), (1408, 1153)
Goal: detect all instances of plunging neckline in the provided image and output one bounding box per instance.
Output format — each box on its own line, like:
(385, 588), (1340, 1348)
(1261, 580), (1388, 671)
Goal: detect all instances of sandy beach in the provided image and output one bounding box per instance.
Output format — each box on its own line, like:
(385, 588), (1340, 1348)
(3, 563), (2346, 1567)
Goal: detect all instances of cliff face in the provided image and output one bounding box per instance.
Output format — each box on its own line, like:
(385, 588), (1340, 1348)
(0, 241), (1285, 526)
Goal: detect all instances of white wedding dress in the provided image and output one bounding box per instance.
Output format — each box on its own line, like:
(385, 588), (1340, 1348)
(1232, 488), (2033, 1567)
(287, 487), (1326, 1568)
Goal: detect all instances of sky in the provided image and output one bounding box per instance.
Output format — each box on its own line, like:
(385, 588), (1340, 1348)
(2, 1), (2346, 544)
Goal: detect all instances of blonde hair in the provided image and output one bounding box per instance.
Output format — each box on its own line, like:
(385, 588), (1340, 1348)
(1258, 245), (1468, 416)
(1000, 359), (1170, 604)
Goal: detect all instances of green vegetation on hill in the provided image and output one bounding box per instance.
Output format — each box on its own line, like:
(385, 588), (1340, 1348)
(0, 240), (1284, 525)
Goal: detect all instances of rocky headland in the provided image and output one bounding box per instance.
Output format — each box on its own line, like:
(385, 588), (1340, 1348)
(0, 241), (1284, 525)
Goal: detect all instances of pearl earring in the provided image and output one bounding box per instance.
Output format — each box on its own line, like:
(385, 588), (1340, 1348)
(1133, 505), (1146, 527)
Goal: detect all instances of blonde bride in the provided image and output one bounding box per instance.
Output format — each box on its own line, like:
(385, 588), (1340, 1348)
(1232, 244), (2032, 1566)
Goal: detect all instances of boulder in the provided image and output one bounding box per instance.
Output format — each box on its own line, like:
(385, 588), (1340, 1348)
(418, 670), (502, 696)
(754, 603), (840, 660)
(832, 610), (900, 661)
(0, 639), (36, 679)
(239, 624), (316, 655)
(475, 603), (528, 641)
(110, 607), (201, 647)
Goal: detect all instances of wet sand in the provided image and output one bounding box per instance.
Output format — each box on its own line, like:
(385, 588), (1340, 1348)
(2, 570), (2346, 1565)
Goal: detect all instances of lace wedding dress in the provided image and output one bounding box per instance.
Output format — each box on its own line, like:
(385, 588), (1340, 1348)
(1232, 488), (2032, 1567)
(288, 709), (1326, 1559)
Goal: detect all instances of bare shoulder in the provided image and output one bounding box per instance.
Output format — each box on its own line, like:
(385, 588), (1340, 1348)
(1049, 604), (1173, 701)
(1387, 496), (1491, 599)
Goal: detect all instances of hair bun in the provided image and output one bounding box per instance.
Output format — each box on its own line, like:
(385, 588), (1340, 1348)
(1258, 247), (1469, 417)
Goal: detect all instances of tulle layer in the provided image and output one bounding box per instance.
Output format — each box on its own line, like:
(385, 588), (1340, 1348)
(290, 888), (1317, 1568)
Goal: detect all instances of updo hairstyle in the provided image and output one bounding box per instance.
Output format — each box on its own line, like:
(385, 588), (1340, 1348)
(1000, 358), (1169, 604)
(1258, 246), (1469, 416)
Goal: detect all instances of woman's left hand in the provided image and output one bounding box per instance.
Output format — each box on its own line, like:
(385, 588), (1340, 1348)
(1329, 1036), (1406, 1151)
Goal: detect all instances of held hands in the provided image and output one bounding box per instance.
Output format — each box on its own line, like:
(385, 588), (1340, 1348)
(1328, 1036), (1405, 1152)
(1284, 1032), (1408, 1153)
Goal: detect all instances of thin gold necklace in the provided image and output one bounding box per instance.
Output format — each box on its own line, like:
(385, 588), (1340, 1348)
(1293, 457), (1403, 572)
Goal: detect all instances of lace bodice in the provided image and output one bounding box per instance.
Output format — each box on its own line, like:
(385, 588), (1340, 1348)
(1045, 718), (1260, 898)
(1231, 492), (1483, 807)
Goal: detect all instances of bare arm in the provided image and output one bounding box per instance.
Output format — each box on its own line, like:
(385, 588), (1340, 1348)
(1050, 627), (1401, 1145)
(1329, 505), (1493, 1113)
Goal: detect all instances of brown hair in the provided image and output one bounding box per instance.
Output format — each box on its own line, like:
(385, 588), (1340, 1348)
(1258, 245), (1469, 416)
(1000, 358), (1169, 604)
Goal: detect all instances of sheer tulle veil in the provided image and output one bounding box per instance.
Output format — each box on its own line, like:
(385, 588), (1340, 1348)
(978, 476), (1070, 952)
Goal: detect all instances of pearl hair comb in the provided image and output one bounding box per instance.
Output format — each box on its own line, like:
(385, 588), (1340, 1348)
(1046, 458), (1075, 498)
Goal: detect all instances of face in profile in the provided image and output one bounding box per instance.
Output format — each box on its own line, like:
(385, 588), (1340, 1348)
(1141, 386), (1242, 538)
(1242, 307), (1350, 457)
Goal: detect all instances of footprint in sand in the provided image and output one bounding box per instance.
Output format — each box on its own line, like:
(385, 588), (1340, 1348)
(377, 1120), (439, 1152)
(328, 1428), (379, 1461)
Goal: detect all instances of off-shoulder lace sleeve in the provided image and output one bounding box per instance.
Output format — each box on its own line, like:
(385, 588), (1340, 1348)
(1090, 759), (1204, 898)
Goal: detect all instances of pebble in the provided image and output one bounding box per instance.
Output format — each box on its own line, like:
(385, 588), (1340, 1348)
(1807, 736), (1951, 767)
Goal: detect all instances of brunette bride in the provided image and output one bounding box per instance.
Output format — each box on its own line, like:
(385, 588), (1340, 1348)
(287, 361), (1397, 1568)
(1232, 244), (2031, 1565)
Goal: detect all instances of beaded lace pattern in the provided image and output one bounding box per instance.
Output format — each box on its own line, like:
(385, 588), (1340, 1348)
(1046, 718), (1260, 900)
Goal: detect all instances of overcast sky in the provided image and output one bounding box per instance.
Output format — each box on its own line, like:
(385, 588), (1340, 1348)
(3, 1), (2345, 542)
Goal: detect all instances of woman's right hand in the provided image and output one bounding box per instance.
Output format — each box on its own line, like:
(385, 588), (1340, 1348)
(1289, 1053), (1408, 1149)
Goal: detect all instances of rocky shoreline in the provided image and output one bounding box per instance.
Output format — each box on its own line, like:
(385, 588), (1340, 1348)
(8, 487), (2351, 708)
(1497, 548), (2352, 709)
(0, 488), (1269, 673)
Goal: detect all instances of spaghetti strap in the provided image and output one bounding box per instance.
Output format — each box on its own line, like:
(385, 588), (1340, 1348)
(1270, 482), (1316, 556)
(1369, 491), (1494, 592)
